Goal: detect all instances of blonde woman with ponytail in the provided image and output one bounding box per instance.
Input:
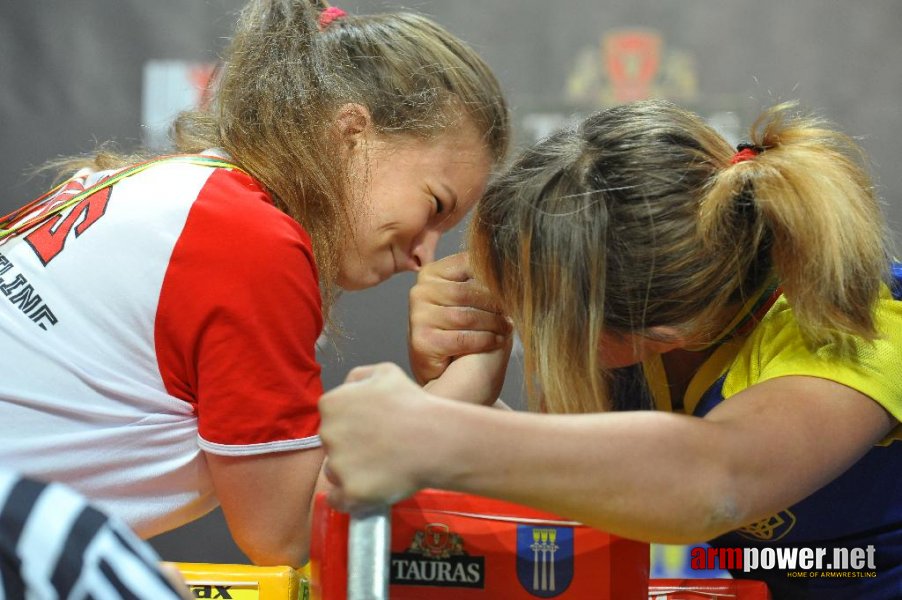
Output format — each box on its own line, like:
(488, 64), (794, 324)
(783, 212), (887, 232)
(0, 0), (509, 567)
(321, 100), (901, 598)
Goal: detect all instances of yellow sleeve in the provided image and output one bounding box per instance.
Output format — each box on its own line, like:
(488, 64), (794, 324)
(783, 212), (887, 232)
(723, 288), (902, 425)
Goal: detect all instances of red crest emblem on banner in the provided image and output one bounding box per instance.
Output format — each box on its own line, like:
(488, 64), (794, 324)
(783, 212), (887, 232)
(423, 523), (451, 557)
(603, 30), (662, 102)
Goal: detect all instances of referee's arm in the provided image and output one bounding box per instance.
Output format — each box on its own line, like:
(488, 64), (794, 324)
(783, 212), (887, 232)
(0, 469), (188, 600)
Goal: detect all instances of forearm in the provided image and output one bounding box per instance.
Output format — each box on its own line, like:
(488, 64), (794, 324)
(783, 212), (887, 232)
(430, 375), (897, 544)
(420, 404), (747, 544)
(207, 447), (324, 566)
(322, 368), (894, 545)
(422, 348), (510, 406)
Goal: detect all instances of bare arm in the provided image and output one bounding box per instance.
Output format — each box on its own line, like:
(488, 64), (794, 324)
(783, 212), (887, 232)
(205, 447), (324, 566)
(320, 364), (895, 543)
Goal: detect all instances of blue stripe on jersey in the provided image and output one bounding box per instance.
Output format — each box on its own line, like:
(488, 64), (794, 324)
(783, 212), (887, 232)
(892, 262), (902, 300)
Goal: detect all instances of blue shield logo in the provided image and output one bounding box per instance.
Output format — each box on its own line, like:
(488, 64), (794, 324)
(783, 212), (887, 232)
(516, 526), (574, 597)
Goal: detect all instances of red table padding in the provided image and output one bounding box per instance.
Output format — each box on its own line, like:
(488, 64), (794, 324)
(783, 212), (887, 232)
(309, 490), (649, 599)
(648, 578), (772, 599)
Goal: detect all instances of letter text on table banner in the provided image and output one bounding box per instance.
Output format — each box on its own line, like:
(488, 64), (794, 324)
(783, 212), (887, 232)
(187, 582), (259, 599)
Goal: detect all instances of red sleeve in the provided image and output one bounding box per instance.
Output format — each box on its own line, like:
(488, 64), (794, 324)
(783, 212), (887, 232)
(155, 168), (323, 454)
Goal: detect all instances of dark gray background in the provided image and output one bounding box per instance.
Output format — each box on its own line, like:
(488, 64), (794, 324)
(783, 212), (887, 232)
(2, 1), (900, 563)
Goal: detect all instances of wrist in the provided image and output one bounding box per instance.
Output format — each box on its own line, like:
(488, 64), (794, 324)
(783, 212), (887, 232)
(409, 395), (470, 491)
(424, 356), (505, 405)
(403, 394), (449, 491)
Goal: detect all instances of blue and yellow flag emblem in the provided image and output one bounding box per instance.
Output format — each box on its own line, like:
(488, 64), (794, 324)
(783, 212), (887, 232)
(516, 526), (574, 597)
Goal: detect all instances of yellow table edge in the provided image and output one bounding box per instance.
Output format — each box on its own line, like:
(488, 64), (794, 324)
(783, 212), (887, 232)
(165, 562), (311, 600)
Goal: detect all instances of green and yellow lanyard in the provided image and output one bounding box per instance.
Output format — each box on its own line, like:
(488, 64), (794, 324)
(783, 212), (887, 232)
(0, 154), (245, 245)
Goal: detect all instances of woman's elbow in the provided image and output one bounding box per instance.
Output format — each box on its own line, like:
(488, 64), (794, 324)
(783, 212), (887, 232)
(695, 493), (748, 542)
(651, 473), (752, 545)
(233, 525), (311, 568)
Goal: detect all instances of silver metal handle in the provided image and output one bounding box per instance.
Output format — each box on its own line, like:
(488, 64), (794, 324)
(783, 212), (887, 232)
(347, 506), (391, 600)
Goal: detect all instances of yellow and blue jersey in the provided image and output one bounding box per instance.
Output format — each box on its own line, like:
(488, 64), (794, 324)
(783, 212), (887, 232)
(641, 264), (902, 599)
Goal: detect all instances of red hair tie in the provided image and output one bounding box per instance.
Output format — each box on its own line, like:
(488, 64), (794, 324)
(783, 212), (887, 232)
(730, 143), (764, 165)
(319, 6), (347, 30)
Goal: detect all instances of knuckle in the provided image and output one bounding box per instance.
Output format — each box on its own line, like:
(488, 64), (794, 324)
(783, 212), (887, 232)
(450, 307), (478, 329)
(347, 366), (366, 378)
(318, 426), (334, 446)
(408, 284), (425, 302)
(379, 361), (399, 372)
(429, 333), (452, 352)
(454, 330), (474, 349)
(458, 285), (492, 309)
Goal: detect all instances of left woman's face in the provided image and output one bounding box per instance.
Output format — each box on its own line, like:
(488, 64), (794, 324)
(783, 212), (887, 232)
(339, 126), (492, 290)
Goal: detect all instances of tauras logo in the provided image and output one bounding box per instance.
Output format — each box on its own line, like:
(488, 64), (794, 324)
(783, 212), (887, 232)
(390, 522), (485, 588)
(391, 558), (484, 588)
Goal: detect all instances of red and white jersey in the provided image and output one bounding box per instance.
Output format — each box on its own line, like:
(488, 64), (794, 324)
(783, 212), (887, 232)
(0, 157), (323, 538)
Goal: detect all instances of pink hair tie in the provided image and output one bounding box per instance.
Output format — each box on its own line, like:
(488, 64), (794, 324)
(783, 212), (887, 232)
(319, 6), (347, 30)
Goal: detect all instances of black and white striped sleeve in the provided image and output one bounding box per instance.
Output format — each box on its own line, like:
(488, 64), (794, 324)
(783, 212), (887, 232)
(0, 469), (185, 600)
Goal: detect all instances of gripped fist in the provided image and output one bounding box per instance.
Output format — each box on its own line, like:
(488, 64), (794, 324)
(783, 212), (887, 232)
(319, 363), (436, 512)
(408, 252), (512, 386)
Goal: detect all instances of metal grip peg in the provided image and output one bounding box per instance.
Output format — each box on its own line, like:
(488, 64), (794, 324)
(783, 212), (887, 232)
(347, 505), (392, 600)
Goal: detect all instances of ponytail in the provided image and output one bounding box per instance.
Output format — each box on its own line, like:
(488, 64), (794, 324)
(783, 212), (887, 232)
(210, 0), (349, 314)
(470, 99), (891, 415)
(700, 102), (889, 345)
